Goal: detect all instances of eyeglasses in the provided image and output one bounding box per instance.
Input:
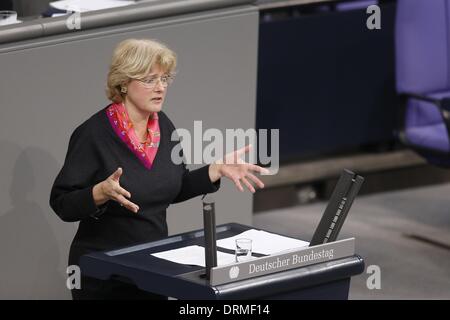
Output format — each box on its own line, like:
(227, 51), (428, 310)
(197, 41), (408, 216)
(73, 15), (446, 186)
(137, 73), (175, 89)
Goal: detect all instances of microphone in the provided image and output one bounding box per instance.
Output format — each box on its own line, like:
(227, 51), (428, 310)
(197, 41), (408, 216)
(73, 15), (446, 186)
(202, 194), (217, 280)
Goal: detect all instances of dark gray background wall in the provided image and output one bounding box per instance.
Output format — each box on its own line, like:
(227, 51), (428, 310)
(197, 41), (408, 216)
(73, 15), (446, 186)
(0, 5), (258, 299)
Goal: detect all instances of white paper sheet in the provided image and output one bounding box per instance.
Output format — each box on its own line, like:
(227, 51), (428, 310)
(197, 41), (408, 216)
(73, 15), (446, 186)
(151, 245), (236, 267)
(216, 229), (309, 255)
(50, 0), (136, 13)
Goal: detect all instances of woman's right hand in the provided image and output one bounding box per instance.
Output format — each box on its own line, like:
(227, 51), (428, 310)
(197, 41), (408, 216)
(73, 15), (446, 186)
(92, 167), (139, 213)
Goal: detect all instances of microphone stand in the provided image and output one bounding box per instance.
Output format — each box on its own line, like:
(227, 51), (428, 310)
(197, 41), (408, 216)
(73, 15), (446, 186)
(202, 194), (217, 281)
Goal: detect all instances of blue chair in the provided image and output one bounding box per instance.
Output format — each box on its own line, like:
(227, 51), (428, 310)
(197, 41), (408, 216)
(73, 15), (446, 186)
(335, 0), (378, 11)
(395, 0), (450, 166)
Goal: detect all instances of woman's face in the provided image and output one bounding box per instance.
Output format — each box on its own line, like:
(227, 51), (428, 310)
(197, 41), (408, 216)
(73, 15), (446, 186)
(124, 64), (168, 115)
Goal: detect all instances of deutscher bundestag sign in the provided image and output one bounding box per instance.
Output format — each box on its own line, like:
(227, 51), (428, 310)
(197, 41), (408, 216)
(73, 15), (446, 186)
(210, 238), (355, 286)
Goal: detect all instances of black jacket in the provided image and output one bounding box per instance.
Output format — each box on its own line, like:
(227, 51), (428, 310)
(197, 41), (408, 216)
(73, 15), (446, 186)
(49, 106), (220, 266)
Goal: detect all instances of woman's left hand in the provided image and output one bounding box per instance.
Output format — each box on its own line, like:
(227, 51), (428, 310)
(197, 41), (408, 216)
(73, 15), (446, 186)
(208, 145), (270, 193)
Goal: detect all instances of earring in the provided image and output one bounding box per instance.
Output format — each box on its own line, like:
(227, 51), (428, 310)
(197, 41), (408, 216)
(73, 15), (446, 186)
(121, 87), (127, 94)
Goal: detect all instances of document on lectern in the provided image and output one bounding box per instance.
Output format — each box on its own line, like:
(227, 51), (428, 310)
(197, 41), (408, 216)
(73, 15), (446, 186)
(217, 229), (309, 255)
(50, 0), (136, 12)
(151, 245), (236, 267)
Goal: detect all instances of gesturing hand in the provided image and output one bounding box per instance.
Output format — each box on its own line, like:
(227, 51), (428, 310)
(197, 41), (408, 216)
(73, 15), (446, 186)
(209, 145), (270, 193)
(92, 167), (139, 213)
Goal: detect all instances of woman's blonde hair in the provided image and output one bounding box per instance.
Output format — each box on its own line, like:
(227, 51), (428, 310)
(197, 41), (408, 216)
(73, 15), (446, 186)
(106, 38), (177, 102)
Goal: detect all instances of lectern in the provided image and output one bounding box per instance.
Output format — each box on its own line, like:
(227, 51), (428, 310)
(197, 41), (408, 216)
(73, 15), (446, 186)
(79, 223), (364, 299)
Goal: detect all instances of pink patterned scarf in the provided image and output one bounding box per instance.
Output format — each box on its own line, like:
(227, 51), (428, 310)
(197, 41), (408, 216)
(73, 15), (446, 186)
(106, 103), (160, 169)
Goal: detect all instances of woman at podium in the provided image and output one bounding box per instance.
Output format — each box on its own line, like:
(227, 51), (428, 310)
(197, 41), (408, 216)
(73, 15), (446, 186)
(49, 38), (268, 300)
